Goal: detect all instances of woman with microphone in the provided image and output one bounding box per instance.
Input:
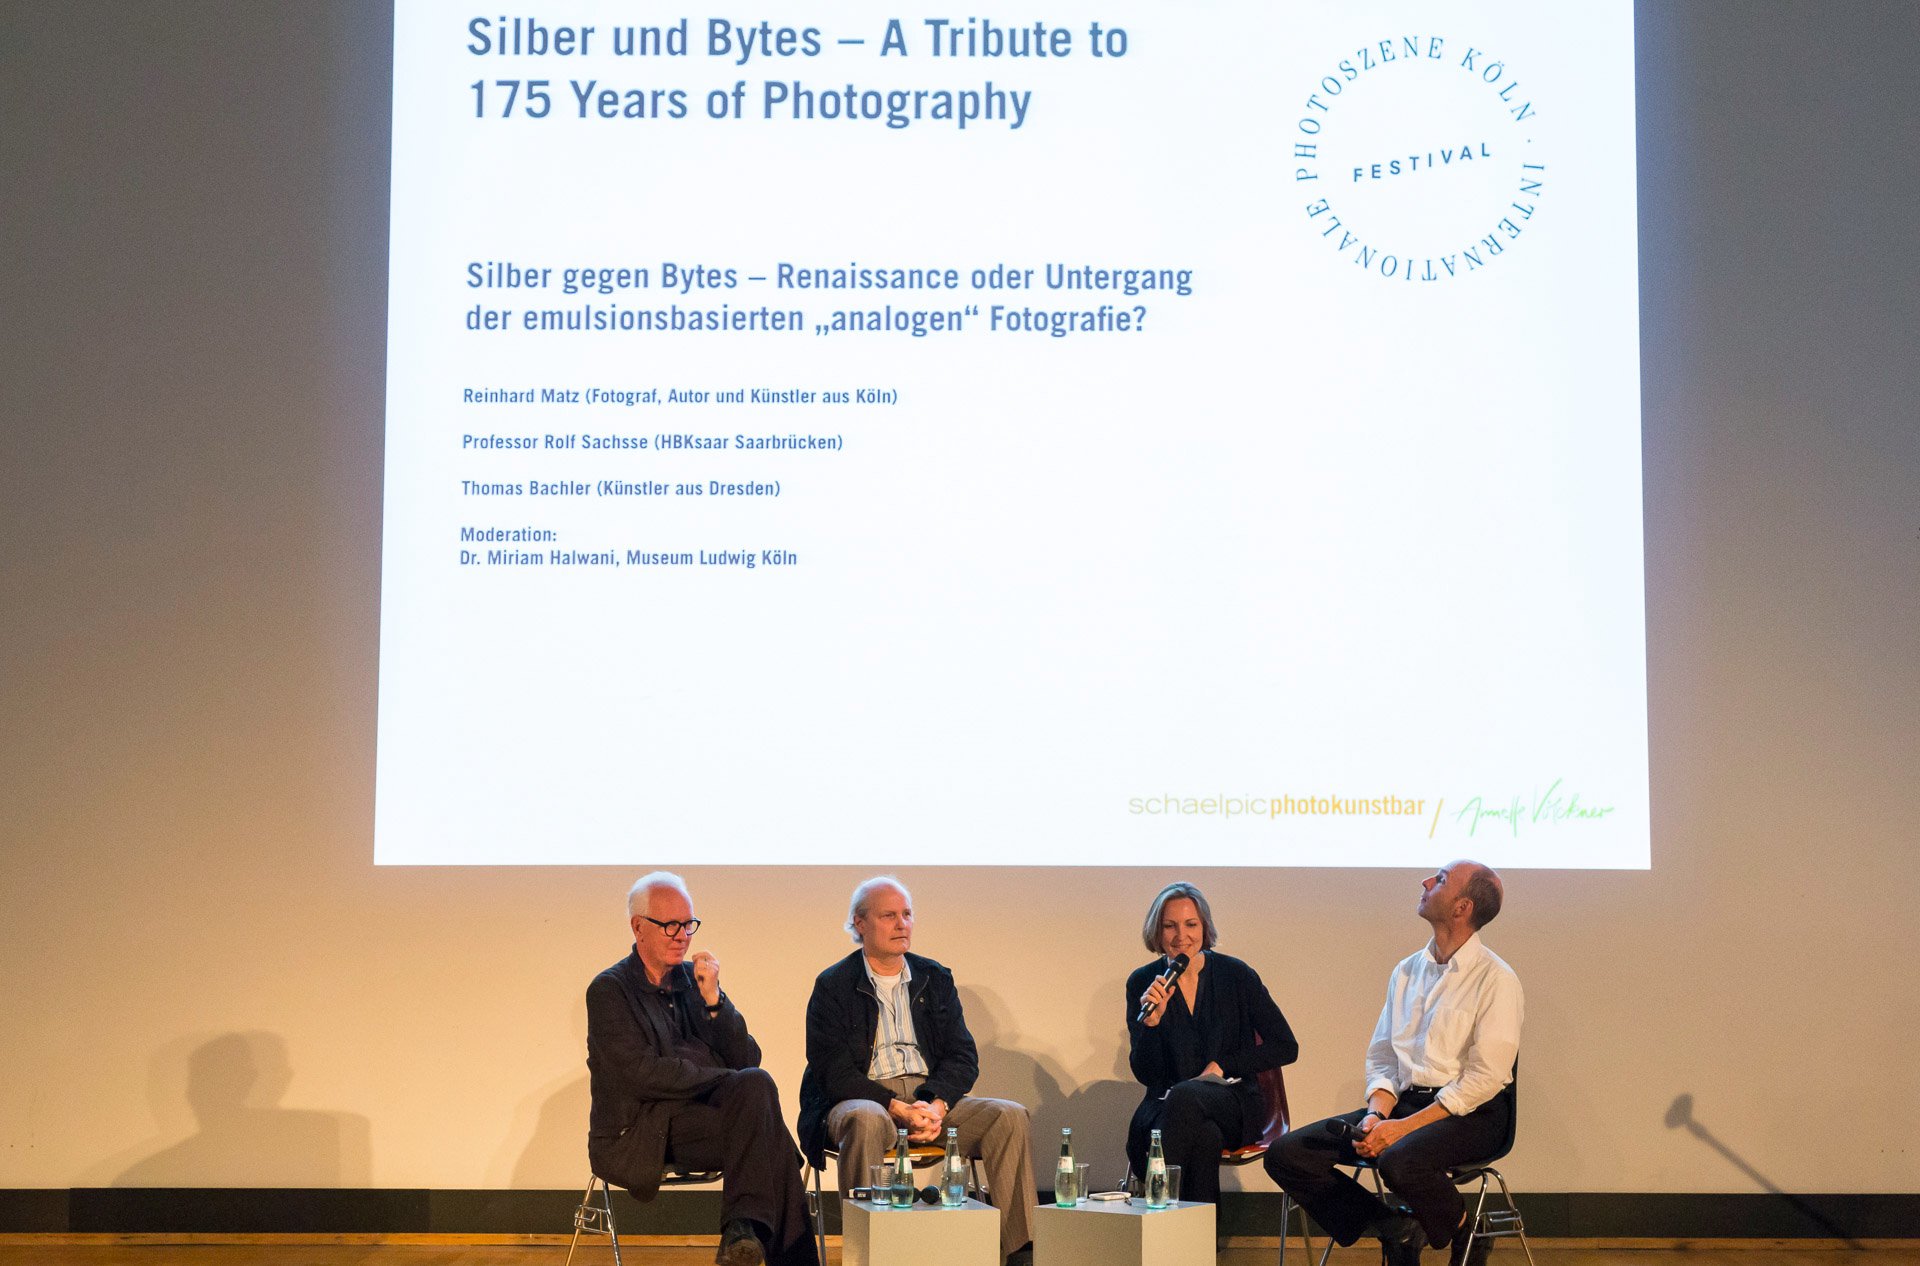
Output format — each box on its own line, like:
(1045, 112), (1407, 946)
(1125, 882), (1299, 1206)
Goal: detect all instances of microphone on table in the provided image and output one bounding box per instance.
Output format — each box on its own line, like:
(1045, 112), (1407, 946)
(1136, 953), (1192, 1023)
(854, 1186), (946, 1204)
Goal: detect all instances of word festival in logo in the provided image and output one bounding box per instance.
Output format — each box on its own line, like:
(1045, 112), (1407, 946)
(1291, 35), (1546, 284)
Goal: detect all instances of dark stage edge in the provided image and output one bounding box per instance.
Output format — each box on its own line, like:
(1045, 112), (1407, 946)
(1, 1190), (1916, 1238)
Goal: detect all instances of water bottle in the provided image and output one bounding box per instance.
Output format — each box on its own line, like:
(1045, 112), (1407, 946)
(890, 1127), (915, 1208)
(1054, 1127), (1077, 1206)
(1145, 1127), (1169, 1208)
(942, 1126), (967, 1207)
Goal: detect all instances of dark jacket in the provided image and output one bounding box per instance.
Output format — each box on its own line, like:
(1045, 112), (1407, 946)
(585, 949), (761, 1199)
(796, 950), (978, 1168)
(1125, 951), (1298, 1100)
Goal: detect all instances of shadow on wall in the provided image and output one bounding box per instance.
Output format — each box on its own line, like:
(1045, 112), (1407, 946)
(89, 1032), (371, 1186)
(1665, 1093), (1861, 1248)
(501, 991), (591, 1187)
(1061, 978), (1148, 1190)
(507, 1072), (591, 1188)
(960, 984), (1141, 1191)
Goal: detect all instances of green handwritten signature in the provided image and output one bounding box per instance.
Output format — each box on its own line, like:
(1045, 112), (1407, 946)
(1443, 778), (1615, 837)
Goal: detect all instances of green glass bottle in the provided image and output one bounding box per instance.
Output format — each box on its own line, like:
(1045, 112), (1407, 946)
(1145, 1127), (1169, 1208)
(942, 1126), (966, 1207)
(890, 1126), (914, 1208)
(1054, 1127), (1077, 1206)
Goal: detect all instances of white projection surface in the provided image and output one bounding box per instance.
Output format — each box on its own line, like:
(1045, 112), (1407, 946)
(375, 0), (1647, 867)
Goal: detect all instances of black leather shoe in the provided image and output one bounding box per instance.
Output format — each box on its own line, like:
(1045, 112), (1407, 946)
(1379, 1214), (1425, 1266)
(1447, 1218), (1492, 1266)
(1004, 1245), (1034, 1266)
(716, 1218), (766, 1266)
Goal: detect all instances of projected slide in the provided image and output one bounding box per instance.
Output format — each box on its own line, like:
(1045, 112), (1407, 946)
(375, 0), (1647, 867)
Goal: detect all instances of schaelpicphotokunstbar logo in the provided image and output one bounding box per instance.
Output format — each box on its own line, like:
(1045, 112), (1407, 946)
(1292, 34), (1545, 283)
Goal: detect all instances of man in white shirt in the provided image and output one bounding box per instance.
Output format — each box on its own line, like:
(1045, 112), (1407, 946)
(1266, 861), (1522, 1266)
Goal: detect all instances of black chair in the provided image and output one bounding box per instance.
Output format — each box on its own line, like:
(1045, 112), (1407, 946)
(1443, 1071), (1533, 1266)
(565, 1167), (722, 1266)
(1280, 1066), (1532, 1266)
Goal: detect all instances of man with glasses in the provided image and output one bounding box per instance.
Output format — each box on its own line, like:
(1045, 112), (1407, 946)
(587, 872), (816, 1266)
(798, 876), (1038, 1266)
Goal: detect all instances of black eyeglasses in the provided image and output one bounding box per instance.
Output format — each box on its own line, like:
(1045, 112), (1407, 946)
(639, 916), (701, 937)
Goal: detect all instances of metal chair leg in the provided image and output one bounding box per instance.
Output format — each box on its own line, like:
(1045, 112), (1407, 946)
(1460, 1175), (1491, 1266)
(606, 1178), (623, 1266)
(566, 1176), (621, 1266)
(563, 1176), (594, 1266)
(808, 1163), (829, 1266)
(1489, 1169), (1536, 1266)
(1278, 1194), (1316, 1266)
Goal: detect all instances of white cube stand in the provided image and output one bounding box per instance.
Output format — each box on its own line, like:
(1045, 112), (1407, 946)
(1032, 1199), (1215, 1266)
(840, 1196), (1000, 1266)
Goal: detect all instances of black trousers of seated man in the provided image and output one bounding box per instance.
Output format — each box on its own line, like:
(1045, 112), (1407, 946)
(1126, 1078), (1252, 1206)
(1264, 1088), (1511, 1249)
(665, 1068), (819, 1266)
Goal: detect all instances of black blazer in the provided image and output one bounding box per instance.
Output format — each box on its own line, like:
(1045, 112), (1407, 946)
(585, 949), (761, 1198)
(1125, 951), (1298, 1098)
(797, 950), (979, 1168)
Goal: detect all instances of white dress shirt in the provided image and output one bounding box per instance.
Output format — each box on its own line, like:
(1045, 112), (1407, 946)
(1365, 932), (1522, 1117)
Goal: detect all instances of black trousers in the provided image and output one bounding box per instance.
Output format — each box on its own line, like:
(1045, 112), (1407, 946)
(665, 1068), (819, 1266)
(1263, 1089), (1510, 1248)
(1126, 1078), (1251, 1206)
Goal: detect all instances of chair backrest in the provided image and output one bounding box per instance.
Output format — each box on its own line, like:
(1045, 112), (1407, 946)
(1221, 1033), (1292, 1160)
(1249, 1061), (1291, 1151)
(1483, 1057), (1519, 1166)
(1450, 1057), (1521, 1175)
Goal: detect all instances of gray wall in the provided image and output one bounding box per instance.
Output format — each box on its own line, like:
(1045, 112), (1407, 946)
(1, 1), (1914, 1194)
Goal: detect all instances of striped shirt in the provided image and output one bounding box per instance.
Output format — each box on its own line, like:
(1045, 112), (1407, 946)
(866, 960), (930, 1080)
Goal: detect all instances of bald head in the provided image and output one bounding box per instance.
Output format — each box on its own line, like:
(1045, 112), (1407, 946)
(1456, 861), (1504, 929)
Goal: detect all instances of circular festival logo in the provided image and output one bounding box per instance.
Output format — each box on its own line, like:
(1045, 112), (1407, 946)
(1291, 35), (1546, 283)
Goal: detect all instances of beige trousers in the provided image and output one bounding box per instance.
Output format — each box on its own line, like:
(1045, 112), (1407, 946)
(827, 1074), (1035, 1258)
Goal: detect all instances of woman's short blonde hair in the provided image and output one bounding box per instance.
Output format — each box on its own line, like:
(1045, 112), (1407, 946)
(1141, 882), (1219, 954)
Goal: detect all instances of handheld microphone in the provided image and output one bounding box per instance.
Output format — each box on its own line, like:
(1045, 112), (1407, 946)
(1328, 1113), (1385, 1143)
(1136, 953), (1192, 1023)
(1301, 1117), (1366, 1152)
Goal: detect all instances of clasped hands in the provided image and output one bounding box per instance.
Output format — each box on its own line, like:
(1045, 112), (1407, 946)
(889, 1096), (949, 1144)
(1351, 1112), (1412, 1158)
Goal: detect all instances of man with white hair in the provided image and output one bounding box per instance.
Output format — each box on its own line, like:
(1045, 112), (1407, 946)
(587, 872), (816, 1266)
(797, 876), (1038, 1266)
